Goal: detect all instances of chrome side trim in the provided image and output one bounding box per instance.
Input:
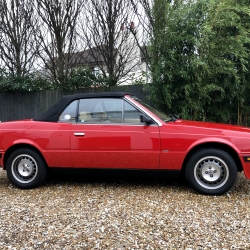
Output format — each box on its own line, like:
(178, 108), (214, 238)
(124, 97), (163, 127)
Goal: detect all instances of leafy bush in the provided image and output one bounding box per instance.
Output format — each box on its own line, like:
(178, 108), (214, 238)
(65, 67), (109, 90)
(148, 0), (250, 126)
(0, 70), (52, 92)
(0, 67), (109, 92)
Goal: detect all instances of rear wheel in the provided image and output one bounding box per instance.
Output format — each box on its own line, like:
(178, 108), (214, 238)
(185, 148), (238, 195)
(6, 148), (47, 189)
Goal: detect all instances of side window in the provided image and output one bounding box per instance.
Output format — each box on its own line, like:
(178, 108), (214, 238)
(59, 100), (78, 123)
(78, 99), (99, 123)
(124, 101), (143, 123)
(78, 98), (123, 123)
(74, 98), (146, 124)
(103, 99), (122, 123)
(93, 102), (104, 113)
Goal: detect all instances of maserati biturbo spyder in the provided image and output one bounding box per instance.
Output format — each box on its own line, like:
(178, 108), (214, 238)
(1, 92), (250, 195)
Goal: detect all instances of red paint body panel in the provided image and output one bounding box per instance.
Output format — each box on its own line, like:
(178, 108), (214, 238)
(157, 120), (250, 176)
(0, 121), (72, 168)
(1, 95), (250, 182)
(71, 124), (160, 169)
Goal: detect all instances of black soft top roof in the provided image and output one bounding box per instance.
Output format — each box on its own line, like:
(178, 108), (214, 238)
(34, 92), (132, 122)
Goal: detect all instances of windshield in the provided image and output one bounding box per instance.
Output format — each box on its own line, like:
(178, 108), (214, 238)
(133, 97), (173, 122)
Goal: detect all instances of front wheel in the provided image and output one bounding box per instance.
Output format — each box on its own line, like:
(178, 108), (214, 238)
(185, 148), (238, 195)
(6, 148), (48, 189)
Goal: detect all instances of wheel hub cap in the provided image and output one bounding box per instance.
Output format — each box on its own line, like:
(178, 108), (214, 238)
(18, 160), (33, 177)
(11, 154), (38, 183)
(202, 163), (220, 182)
(194, 156), (229, 190)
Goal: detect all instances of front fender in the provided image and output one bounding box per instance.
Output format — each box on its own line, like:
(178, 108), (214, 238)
(187, 137), (242, 155)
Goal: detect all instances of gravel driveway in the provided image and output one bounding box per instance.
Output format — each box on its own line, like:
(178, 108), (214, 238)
(0, 168), (249, 250)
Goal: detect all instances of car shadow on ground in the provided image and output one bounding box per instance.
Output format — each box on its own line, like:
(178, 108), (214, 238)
(47, 168), (189, 189)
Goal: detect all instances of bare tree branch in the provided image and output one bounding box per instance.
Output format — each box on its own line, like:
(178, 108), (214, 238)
(35, 0), (84, 87)
(129, 0), (153, 70)
(79, 0), (141, 87)
(0, 0), (38, 77)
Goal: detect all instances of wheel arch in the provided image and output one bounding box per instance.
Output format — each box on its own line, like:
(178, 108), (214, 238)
(3, 144), (48, 170)
(182, 142), (243, 173)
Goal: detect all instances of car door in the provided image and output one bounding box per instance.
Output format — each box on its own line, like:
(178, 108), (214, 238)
(70, 98), (161, 169)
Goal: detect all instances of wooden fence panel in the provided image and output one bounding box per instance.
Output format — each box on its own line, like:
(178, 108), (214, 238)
(0, 85), (149, 122)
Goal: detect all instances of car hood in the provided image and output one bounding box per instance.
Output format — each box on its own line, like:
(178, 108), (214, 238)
(173, 119), (250, 133)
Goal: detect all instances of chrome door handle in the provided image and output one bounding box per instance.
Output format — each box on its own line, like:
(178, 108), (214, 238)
(74, 132), (85, 136)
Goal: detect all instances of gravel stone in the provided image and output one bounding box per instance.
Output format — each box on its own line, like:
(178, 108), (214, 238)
(0, 169), (250, 249)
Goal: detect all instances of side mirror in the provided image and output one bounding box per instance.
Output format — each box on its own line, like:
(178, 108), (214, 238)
(140, 114), (153, 125)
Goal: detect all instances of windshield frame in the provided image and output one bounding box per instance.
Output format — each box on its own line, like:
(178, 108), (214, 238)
(124, 95), (172, 126)
(132, 97), (173, 123)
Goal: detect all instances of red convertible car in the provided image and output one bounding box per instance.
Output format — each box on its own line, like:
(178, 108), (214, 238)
(0, 92), (250, 195)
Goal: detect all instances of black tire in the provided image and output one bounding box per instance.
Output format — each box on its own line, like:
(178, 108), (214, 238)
(6, 148), (48, 189)
(185, 148), (238, 195)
